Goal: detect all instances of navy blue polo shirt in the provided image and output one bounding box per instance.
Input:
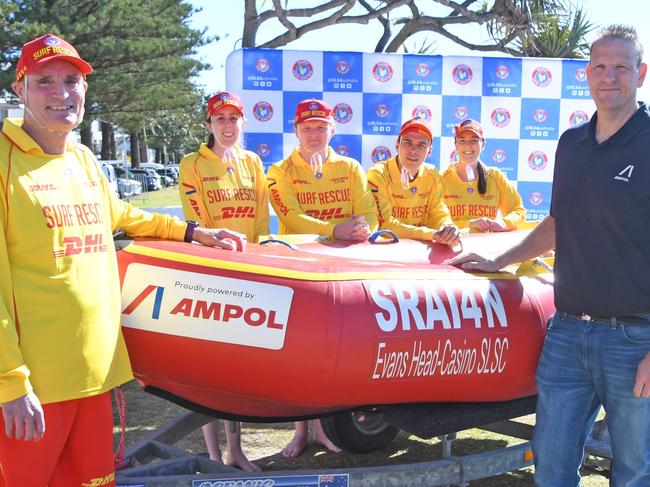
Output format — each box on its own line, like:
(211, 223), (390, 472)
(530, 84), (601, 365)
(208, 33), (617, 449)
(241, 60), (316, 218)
(551, 102), (650, 316)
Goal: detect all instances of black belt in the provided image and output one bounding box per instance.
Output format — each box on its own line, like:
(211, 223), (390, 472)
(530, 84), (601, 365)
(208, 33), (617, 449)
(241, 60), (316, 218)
(559, 312), (650, 326)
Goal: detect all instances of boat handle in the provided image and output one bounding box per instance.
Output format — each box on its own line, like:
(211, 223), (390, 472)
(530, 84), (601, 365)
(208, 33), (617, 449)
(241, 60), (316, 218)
(368, 229), (399, 244)
(259, 238), (299, 251)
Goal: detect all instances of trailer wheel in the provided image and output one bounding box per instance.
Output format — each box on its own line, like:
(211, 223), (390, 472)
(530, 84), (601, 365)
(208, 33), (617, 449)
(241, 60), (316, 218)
(321, 408), (398, 453)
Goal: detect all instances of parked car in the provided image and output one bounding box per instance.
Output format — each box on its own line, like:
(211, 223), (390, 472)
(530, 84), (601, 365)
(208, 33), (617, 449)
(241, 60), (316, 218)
(156, 167), (178, 185)
(100, 163), (119, 199)
(117, 177), (143, 200)
(129, 168), (163, 191)
(114, 167), (162, 192)
(159, 175), (174, 187)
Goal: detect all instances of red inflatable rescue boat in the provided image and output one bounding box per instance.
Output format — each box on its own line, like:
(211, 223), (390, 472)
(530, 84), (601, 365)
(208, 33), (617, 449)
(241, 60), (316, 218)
(117, 231), (554, 421)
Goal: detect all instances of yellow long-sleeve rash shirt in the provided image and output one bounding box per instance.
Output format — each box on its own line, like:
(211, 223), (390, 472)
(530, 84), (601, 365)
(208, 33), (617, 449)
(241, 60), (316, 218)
(267, 147), (378, 237)
(178, 144), (269, 241)
(441, 163), (526, 230)
(0, 119), (187, 405)
(366, 157), (454, 240)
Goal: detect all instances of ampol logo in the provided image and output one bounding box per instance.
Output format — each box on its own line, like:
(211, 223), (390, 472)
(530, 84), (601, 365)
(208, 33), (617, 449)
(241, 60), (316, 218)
(569, 110), (589, 127)
(376, 103), (390, 118)
(575, 68), (587, 82)
(253, 101), (273, 122)
(257, 143), (271, 158)
(371, 146), (391, 163)
(292, 59), (313, 80)
(333, 103), (353, 124)
(411, 105), (432, 121)
(452, 64), (473, 85)
(335, 145), (350, 157)
(336, 60), (350, 75)
(491, 107), (511, 128)
(449, 149), (459, 164)
(533, 109), (547, 123)
(372, 62), (393, 82)
(255, 58), (270, 73)
(528, 151), (548, 171)
(529, 192), (543, 206)
(454, 106), (469, 120)
(416, 62), (430, 77)
(532, 67), (552, 87)
(120, 264), (293, 350)
(496, 65), (510, 79)
(492, 149), (507, 164)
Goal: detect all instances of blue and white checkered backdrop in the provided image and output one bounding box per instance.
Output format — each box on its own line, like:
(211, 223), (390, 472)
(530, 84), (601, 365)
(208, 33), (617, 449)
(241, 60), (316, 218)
(226, 48), (595, 221)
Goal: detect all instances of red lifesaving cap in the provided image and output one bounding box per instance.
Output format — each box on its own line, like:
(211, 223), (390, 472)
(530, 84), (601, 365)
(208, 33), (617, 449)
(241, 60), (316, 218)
(207, 91), (244, 117)
(454, 118), (484, 139)
(399, 117), (433, 141)
(294, 98), (333, 125)
(16, 34), (93, 82)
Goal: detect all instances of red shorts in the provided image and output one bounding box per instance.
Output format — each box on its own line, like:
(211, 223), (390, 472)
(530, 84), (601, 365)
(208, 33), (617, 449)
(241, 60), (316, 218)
(0, 391), (115, 487)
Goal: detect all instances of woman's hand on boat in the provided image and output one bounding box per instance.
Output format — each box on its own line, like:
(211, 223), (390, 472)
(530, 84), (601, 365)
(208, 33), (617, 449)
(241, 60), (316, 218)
(433, 225), (461, 246)
(469, 218), (507, 233)
(193, 228), (247, 251)
(333, 215), (371, 241)
(444, 252), (502, 272)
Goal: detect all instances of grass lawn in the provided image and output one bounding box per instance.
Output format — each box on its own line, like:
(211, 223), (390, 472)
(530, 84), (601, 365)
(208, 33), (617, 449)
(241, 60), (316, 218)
(114, 381), (610, 485)
(126, 185), (182, 209)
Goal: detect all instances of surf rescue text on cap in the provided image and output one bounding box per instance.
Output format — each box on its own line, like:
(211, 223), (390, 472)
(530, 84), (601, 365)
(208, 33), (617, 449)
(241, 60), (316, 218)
(207, 91), (245, 117)
(294, 99), (333, 125)
(399, 117), (433, 141)
(16, 33), (93, 82)
(454, 119), (484, 139)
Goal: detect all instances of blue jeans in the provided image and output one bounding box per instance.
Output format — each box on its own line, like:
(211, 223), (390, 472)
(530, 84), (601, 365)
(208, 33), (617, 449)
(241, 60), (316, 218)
(532, 312), (650, 486)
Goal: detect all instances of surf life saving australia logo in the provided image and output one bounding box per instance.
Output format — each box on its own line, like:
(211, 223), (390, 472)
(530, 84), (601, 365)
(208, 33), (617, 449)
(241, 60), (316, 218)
(292, 59), (313, 80)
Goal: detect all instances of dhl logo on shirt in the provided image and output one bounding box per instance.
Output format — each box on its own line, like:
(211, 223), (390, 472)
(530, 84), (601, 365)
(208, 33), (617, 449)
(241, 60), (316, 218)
(305, 207), (348, 220)
(219, 206), (255, 219)
(52, 233), (107, 258)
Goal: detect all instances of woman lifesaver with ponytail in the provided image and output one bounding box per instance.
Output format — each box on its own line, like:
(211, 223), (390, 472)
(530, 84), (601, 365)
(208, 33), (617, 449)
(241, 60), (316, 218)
(442, 119), (526, 232)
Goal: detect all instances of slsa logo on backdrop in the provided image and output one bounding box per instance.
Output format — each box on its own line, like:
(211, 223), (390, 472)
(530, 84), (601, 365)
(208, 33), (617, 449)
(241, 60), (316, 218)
(121, 263), (294, 350)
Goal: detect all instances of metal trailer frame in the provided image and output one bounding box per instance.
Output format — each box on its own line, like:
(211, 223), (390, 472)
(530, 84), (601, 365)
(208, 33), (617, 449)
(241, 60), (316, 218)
(115, 409), (612, 487)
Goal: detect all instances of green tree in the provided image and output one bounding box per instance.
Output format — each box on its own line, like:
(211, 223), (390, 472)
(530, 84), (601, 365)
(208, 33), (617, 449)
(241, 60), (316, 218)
(242, 0), (593, 58)
(1, 0), (211, 162)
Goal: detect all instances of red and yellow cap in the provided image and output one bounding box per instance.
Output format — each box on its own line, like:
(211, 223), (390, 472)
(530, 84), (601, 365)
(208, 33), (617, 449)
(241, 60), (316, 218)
(454, 118), (484, 139)
(294, 98), (333, 125)
(207, 91), (244, 117)
(399, 117), (433, 141)
(16, 34), (93, 82)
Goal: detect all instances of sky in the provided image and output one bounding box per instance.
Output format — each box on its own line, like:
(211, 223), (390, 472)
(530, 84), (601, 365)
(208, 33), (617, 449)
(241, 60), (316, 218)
(189, 0), (650, 101)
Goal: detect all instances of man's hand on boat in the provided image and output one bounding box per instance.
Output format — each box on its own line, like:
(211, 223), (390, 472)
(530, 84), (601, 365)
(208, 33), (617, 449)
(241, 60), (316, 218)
(444, 252), (503, 272)
(193, 228), (247, 251)
(1, 392), (45, 442)
(333, 214), (372, 241)
(433, 224), (461, 247)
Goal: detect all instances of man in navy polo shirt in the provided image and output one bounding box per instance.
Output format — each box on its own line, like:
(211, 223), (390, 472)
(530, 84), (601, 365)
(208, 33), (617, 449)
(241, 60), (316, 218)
(447, 24), (650, 486)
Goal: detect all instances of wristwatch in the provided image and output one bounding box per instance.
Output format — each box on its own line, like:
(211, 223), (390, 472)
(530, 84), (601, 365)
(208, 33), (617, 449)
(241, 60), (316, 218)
(184, 220), (199, 243)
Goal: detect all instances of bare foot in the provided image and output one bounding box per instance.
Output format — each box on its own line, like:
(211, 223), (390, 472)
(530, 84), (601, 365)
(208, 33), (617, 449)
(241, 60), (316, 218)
(226, 451), (261, 472)
(314, 419), (342, 453)
(282, 433), (308, 458)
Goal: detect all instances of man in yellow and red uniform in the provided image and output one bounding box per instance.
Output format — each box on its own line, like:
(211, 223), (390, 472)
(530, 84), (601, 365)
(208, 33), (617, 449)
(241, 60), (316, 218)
(367, 117), (460, 245)
(178, 91), (269, 243)
(0, 34), (245, 487)
(267, 98), (377, 241)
